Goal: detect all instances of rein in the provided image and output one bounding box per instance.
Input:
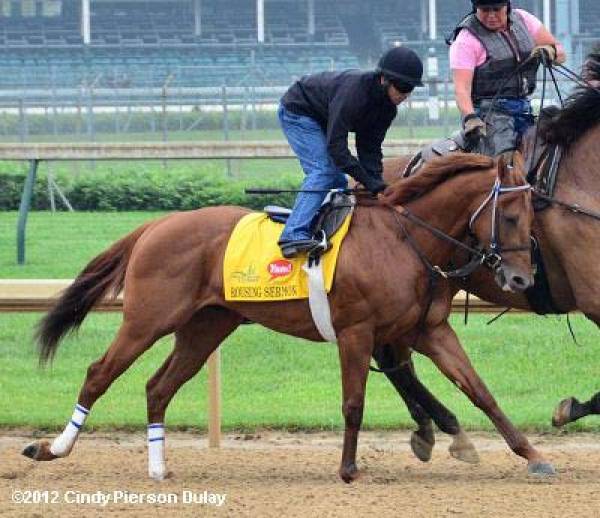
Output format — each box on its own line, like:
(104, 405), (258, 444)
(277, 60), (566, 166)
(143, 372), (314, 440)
(393, 176), (532, 278)
(529, 60), (600, 223)
(390, 208), (488, 277)
(551, 62), (600, 96)
(481, 54), (540, 125)
(532, 190), (600, 221)
(369, 175), (531, 375)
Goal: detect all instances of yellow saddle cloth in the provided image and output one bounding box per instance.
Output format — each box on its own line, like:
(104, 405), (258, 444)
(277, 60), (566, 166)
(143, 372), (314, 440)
(223, 212), (352, 301)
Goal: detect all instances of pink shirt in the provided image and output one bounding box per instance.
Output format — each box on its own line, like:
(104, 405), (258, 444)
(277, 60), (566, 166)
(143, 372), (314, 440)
(449, 9), (543, 70)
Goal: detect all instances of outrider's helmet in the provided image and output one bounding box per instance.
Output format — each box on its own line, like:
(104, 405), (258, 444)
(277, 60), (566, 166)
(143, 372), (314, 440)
(471, 0), (509, 8)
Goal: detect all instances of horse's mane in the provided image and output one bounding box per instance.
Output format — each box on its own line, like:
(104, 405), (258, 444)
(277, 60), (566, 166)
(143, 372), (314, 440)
(542, 45), (600, 149)
(383, 153), (494, 205)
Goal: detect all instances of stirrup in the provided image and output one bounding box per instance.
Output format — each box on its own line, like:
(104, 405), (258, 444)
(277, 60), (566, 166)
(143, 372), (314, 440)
(280, 238), (322, 259)
(310, 230), (329, 255)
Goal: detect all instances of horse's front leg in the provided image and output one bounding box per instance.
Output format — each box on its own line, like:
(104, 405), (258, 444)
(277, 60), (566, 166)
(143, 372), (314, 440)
(553, 313), (600, 426)
(553, 392), (600, 427)
(337, 326), (374, 483)
(415, 321), (555, 476)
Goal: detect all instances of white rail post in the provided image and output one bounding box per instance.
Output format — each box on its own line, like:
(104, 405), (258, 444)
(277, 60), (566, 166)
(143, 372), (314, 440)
(81, 0), (91, 45)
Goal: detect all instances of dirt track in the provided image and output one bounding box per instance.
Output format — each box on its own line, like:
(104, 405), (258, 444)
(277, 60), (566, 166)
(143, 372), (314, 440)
(1, 430), (600, 517)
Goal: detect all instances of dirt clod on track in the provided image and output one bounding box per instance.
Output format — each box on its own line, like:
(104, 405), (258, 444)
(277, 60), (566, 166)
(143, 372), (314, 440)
(1, 430), (600, 517)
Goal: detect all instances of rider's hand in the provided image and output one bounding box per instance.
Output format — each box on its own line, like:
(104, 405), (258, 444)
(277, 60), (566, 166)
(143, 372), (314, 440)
(531, 44), (558, 63)
(462, 113), (487, 139)
(362, 175), (388, 196)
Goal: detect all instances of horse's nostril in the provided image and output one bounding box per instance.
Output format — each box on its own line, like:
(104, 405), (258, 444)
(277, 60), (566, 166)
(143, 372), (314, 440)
(512, 276), (527, 288)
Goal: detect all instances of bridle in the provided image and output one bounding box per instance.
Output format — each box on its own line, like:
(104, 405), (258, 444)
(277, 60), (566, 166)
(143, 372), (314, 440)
(468, 175), (532, 269)
(392, 171), (532, 279)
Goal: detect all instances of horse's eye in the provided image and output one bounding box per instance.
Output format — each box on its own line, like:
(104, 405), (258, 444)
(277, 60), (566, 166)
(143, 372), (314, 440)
(504, 215), (519, 225)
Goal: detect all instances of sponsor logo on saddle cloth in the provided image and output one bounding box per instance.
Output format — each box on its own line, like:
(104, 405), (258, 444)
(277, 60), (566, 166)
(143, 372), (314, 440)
(223, 212), (352, 301)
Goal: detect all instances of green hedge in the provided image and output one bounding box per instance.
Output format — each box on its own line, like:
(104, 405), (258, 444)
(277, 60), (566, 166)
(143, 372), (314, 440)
(0, 168), (299, 211)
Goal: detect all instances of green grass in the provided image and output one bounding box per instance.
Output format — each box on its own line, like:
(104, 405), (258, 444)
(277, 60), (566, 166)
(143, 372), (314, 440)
(0, 212), (166, 278)
(0, 312), (598, 432)
(0, 211), (598, 432)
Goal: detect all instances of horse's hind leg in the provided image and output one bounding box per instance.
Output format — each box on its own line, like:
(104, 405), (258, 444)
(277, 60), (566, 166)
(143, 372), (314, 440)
(23, 319), (165, 462)
(145, 307), (242, 480)
(373, 347), (435, 461)
(373, 348), (479, 464)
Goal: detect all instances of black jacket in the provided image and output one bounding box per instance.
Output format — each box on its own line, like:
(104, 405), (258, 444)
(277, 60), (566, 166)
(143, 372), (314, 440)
(281, 70), (397, 192)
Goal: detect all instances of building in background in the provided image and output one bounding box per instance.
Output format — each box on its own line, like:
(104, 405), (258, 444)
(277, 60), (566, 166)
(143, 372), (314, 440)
(0, 0), (592, 89)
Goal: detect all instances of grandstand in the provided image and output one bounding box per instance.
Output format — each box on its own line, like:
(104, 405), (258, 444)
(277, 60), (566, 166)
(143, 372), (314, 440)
(0, 0), (361, 90)
(0, 0), (595, 92)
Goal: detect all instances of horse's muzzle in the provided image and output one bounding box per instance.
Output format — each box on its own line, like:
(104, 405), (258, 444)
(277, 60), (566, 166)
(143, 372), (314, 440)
(495, 265), (534, 293)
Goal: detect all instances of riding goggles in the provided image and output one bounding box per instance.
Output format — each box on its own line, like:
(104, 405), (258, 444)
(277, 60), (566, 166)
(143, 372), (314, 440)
(389, 78), (415, 94)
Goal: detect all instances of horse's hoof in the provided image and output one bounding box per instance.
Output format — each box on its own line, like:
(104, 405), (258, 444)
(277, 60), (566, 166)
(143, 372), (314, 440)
(21, 443), (38, 459)
(339, 463), (359, 483)
(149, 469), (166, 481)
(528, 461), (557, 477)
(410, 431), (433, 462)
(22, 441), (57, 461)
(449, 430), (480, 465)
(552, 398), (575, 427)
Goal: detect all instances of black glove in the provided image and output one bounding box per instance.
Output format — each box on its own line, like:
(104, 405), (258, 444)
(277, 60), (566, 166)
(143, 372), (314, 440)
(531, 44), (558, 63)
(462, 113), (487, 140)
(361, 175), (388, 195)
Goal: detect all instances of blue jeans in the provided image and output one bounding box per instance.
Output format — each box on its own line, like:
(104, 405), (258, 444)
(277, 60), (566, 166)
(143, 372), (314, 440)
(277, 105), (347, 243)
(495, 98), (535, 137)
(475, 98), (535, 156)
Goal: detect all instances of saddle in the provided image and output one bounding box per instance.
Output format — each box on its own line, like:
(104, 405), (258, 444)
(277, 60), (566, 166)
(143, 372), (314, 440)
(264, 191), (355, 259)
(402, 130), (477, 178)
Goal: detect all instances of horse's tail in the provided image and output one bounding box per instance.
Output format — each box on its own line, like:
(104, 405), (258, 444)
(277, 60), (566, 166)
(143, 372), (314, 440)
(36, 222), (152, 364)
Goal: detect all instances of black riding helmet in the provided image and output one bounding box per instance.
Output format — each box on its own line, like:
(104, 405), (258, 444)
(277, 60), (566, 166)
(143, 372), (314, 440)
(376, 46), (424, 93)
(471, 0), (509, 7)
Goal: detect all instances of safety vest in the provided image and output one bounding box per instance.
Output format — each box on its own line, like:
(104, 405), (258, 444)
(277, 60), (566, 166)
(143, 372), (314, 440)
(457, 12), (540, 101)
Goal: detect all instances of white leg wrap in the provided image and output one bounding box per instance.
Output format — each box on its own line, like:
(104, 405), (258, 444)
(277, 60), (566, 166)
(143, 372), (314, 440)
(147, 423), (166, 480)
(50, 403), (89, 457)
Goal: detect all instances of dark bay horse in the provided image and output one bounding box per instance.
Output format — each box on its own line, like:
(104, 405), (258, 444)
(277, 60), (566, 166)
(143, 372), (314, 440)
(22, 153), (551, 482)
(378, 54), (600, 461)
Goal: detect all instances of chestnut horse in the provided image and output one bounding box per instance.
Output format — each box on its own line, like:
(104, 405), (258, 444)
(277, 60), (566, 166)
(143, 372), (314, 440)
(377, 53), (600, 461)
(22, 153), (550, 482)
